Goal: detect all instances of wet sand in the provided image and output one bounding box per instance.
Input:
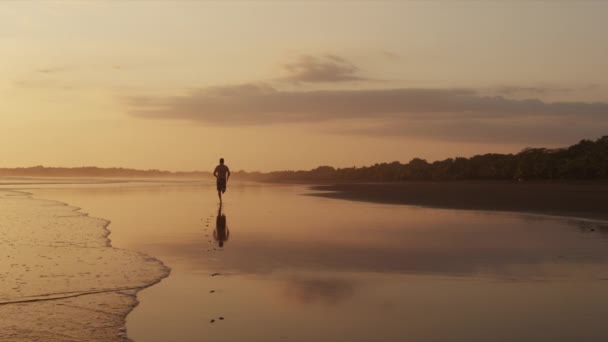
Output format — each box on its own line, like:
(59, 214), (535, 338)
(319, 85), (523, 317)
(310, 181), (608, 221)
(0, 190), (168, 341)
(16, 180), (608, 341)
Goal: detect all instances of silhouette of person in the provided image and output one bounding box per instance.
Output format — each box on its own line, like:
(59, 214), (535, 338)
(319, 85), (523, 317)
(214, 204), (230, 248)
(213, 158), (231, 203)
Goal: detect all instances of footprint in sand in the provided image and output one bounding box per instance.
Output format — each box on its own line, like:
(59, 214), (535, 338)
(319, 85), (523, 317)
(209, 317), (225, 324)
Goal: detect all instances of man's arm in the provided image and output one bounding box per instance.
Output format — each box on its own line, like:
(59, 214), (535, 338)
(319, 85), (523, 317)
(213, 166), (218, 178)
(227, 167), (231, 180)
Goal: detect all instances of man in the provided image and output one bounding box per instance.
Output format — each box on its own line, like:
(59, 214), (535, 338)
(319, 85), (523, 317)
(213, 158), (231, 203)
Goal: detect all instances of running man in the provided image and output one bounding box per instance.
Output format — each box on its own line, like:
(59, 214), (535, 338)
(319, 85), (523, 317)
(213, 158), (231, 203)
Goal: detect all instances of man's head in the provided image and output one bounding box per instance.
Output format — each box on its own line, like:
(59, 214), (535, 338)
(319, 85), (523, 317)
(220, 158), (224, 164)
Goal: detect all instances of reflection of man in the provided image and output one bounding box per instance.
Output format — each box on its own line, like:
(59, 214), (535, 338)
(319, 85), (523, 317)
(214, 204), (230, 248)
(213, 158), (231, 203)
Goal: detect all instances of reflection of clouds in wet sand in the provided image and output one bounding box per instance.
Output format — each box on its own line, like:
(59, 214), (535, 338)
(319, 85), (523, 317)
(149, 227), (608, 280)
(25, 183), (608, 342)
(283, 277), (357, 306)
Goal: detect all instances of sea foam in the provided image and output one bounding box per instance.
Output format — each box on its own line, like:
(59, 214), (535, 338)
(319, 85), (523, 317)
(0, 191), (169, 341)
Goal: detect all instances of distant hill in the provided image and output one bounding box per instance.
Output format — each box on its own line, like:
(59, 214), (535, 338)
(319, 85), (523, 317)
(0, 166), (211, 178)
(2, 136), (607, 181)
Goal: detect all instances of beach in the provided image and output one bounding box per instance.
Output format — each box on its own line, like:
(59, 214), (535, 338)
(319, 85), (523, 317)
(2, 179), (608, 341)
(5, 2), (608, 341)
(311, 181), (608, 221)
(0, 188), (168, 341)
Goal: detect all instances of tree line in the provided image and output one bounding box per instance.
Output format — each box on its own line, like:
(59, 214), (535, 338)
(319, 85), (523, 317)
(239, 136), (608, 182)
(1, 136), (606, 181)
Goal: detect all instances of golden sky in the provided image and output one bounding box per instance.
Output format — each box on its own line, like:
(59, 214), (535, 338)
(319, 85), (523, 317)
(1, 2), (607, 171)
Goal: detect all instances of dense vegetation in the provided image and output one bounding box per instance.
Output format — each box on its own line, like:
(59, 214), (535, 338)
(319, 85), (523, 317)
(240, 136), (608, 182)
(1, 136), (607, 181)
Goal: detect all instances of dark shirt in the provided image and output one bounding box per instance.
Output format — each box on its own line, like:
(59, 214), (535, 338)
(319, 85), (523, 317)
(214, 164), (230, 179)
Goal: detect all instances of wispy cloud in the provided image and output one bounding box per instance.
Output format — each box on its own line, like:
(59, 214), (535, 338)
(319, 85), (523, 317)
(126, 83), (608, 145)
(125, 53), (608, 145)
(128, 84), (607, 123)
(281, 54), (366, 83)
(339, 116), (603, 144)
(34, 66), (71, 74)
(490, 84), (601, 98)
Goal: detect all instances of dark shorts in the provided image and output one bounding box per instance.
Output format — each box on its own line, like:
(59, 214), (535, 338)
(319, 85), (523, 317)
(217, 178), (227, 192)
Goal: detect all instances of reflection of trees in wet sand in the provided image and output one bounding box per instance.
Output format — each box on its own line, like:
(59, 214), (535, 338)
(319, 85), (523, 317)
(569, 219), (608, 235)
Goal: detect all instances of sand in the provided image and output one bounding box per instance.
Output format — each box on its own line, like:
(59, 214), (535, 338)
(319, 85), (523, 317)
(5, 179), (608, 341)
(0, 190), (169, 341)
(310, 181), (608, 221)
(22, 181), (608, 341)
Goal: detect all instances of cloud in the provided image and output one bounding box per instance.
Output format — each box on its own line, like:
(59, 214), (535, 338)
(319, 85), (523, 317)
(35, 66), (70, 74)
(379, 50), (402, 61)
(12, 78), (77, 90)
(128, 84), (608, 122)
(340, 117), (605, 144)
(127, 83), (608, 144)
(493, 85), (574, 97)
(281, 54), (366, 83)
(490, 85), (602, 100)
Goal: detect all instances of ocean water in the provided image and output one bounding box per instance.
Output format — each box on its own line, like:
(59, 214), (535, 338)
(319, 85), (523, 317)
(4, 180), (608, 341)
(0, 190), (168, 341)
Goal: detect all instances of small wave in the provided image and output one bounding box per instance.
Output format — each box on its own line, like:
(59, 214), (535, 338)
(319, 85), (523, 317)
(0, 190), (170, 341)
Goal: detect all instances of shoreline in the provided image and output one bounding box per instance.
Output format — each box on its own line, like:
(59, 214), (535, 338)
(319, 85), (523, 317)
(308, 181), (608, 222)
(27, 190), (173, 339)
(0, 190), (171, 341)
(6, 180), (608, 341)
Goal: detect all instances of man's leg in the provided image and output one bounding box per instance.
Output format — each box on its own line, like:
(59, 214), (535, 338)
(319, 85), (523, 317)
(217, 179), (223, 203)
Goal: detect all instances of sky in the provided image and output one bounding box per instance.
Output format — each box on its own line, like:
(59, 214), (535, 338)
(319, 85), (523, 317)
(1, 1), (607, 172)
